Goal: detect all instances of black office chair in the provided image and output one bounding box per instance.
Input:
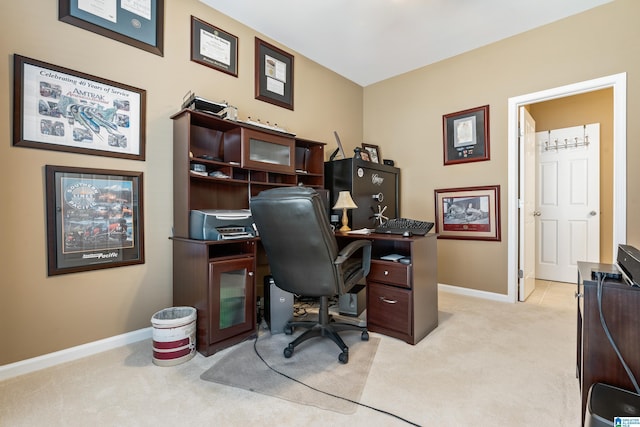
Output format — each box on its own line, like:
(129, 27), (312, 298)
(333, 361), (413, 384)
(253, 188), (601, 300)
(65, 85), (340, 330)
(250, 187), (371, 363)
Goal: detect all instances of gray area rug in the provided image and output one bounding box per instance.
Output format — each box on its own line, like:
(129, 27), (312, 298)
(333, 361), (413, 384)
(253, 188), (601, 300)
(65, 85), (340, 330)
(201, 331), (380, 414)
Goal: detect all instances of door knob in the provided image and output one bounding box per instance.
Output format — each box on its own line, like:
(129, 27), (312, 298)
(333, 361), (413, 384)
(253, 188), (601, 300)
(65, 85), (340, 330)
(533, 211), (541, 216)
(590, 211), (597, 216)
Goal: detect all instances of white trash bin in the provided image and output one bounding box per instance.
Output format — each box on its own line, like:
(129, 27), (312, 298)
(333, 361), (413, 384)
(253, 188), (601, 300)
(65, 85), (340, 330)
(151, 306), (197, 366)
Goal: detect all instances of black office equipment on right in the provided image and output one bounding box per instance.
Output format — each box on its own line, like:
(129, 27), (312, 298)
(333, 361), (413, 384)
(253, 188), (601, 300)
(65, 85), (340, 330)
(577, 260), (640, 425)
(325, 157), (400, 230)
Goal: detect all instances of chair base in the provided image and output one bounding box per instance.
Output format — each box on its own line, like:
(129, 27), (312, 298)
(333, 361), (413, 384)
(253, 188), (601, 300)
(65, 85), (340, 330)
(284, 296), (368, 364)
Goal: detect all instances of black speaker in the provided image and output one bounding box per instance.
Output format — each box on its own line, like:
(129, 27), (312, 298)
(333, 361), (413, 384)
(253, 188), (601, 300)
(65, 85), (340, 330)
(263, 276), (293, 334)
(383, 159), (395, 166)
(585, 383), (640, 427)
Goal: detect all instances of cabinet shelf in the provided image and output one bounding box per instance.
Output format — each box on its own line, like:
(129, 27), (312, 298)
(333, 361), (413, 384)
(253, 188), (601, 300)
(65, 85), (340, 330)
(173, 108), (326, 238)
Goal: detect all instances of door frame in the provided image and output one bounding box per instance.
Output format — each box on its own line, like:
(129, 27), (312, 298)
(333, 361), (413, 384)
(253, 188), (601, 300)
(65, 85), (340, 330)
(507, 73), (627, 303)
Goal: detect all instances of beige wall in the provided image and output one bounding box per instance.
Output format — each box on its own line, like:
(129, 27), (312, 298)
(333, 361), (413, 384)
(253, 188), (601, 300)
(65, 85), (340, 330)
(363, 0), (639, 294)
(0, 0), (363, 364)
(529, 89), (614, 263)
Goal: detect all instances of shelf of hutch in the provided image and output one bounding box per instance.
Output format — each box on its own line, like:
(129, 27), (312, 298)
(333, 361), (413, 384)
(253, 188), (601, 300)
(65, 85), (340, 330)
(172, 109), (325, 239)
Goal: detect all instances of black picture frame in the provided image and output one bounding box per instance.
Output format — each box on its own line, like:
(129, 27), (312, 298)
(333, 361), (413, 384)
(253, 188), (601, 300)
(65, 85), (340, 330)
(362, 143), (381, 163)
(255, 37), (294, 110)
(45, 165), (145, 276)
(59, 0), (164, 56)
(13, 54), (146, 160)
(443, 105), (490, 165)
(434, 185), (501, 241)
(190, 16), (238, 77)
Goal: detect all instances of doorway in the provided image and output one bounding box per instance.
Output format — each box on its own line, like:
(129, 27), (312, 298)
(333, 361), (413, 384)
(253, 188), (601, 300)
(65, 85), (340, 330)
(507, 73), (627, 303)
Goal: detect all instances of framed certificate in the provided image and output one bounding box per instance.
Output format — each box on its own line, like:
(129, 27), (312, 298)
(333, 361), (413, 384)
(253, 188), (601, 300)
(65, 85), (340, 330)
(443, 105), (490, 165)
(59, 0), (164, 56)
(255, 38), (294, 110)
(191, 16), (238, 77)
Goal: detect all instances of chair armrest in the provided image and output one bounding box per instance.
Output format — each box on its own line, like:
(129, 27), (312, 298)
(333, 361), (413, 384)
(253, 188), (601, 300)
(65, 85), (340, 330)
(335, 240), (372, 276)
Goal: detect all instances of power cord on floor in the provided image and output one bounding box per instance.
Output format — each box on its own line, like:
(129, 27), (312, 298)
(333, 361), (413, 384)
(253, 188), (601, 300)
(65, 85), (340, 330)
(252, 334), (422, 427)
(596, 273), (640, 394)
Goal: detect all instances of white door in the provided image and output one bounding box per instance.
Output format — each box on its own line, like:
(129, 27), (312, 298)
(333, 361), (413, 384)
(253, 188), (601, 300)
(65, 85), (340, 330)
(535, 124), (600, 283)
(519, 107), (536, 301)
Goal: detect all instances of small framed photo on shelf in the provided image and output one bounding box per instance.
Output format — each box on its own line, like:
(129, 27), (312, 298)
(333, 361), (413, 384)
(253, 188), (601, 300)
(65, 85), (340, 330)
(13, 54), (146, 160)
(45, 165), (145, 276)
(255, 37), (294, 110)
(434, 185), (501, 241)
(362, 143), (381, 163)
(59, 0), (164, 56)
(360, 150), (371, 162)
(442, 105), (490, 165)
(190, 16), (238, 77)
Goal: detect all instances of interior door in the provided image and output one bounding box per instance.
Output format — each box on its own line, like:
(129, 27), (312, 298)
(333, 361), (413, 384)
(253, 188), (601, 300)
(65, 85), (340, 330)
(535, 124), (600, 283)
(519, 107), (536, 301)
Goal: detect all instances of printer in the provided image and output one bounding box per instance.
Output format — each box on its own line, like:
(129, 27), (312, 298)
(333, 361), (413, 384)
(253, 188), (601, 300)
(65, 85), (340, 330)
(189, 209), (255, 240)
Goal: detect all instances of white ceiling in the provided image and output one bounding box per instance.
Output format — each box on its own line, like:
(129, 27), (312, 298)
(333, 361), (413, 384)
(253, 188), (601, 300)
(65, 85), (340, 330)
(200, 0), (612, 87)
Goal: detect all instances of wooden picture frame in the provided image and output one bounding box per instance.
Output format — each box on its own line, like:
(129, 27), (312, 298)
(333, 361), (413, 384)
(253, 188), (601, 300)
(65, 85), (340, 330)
(362, 143), (381, 163)
(443, 105), (490, 165)
(59, 0), (164, 56)
(13, 54), (146, 160)
(434, 185), (501, 241)
(255, 37), (294, 110)
(190, 16), (238, 77)
(45, 165), (144, 276)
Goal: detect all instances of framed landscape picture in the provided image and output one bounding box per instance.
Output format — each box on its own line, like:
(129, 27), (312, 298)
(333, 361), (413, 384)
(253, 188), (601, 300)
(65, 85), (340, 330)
(434, 185), (501, 241)
(13, 55), (146, 160)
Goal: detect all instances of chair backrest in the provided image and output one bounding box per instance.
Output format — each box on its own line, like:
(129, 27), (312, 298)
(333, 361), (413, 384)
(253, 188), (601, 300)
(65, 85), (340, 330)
(250, 187), (341, 297)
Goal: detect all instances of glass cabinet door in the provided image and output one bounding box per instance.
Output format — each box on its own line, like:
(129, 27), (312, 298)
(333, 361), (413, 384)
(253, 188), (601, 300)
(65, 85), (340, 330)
(240, 128), (295, 174)
(209, 258), (255, 342)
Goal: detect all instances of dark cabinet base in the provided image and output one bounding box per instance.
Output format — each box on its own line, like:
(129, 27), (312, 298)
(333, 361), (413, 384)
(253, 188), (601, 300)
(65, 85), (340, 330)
(577, 261), (640, 425)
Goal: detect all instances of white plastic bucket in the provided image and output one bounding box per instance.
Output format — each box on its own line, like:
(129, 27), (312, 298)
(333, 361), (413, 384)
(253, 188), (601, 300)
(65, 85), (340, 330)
(151, 306), (197, 366)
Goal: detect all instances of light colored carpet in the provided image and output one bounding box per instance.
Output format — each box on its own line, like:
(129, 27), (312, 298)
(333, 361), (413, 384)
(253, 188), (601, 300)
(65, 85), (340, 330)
(201, 331), (380, 414)
(0, 287), (581, 426)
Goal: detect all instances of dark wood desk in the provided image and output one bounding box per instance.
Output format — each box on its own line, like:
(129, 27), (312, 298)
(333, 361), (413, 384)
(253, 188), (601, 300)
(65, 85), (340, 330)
(336, 232), (438, 344)
(577, 261), (640, 425)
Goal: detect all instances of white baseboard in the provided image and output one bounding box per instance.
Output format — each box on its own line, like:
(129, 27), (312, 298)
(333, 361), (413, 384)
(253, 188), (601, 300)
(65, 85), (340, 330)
(0, 327), (153, 382)
(438, 283), (512, 303)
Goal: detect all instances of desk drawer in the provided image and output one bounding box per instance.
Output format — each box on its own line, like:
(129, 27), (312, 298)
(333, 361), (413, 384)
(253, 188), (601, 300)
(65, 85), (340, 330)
(367, 282), (411, 336)
(368, 260), (410, 288)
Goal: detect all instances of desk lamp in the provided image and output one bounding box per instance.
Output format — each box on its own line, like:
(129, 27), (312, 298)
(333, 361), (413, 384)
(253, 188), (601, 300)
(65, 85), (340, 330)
(333, 191), (357, 232)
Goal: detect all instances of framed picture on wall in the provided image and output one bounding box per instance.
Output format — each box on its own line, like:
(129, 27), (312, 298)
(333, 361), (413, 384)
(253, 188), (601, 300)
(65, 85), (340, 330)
(13, 54), (146, 160)
(190, 16), (238, 77)
(255, 37), (294, 110)
(59, 0), (164, 56)
(45, 165), (145, 276)
(442, 105), (490, 165)
(434, 185), (501, 241)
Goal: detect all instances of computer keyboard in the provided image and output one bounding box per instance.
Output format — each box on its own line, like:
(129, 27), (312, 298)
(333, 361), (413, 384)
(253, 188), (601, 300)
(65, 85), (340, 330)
(374, 218), (435, 236)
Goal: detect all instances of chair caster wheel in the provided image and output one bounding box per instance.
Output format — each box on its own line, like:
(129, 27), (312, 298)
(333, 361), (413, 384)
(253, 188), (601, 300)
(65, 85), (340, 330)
(284, 325), (293, 335)
(361, 330), (369, 341)
(284, 346), (294, 358)
(338, 351), (349, 364)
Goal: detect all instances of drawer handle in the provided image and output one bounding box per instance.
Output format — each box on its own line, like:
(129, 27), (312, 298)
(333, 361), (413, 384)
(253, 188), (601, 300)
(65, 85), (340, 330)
(384, 270), (389, 276)
(379, 296), (397, 304)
